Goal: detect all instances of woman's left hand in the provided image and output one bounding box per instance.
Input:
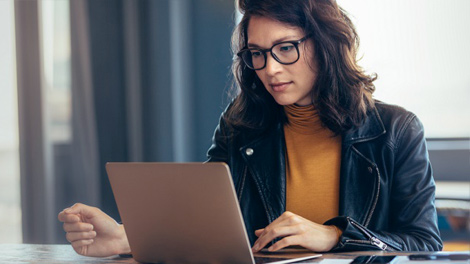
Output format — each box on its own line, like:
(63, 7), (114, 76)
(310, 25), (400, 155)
(251, 211), (341, 253)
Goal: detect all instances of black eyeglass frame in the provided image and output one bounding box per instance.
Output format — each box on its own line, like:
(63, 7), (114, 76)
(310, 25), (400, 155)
(237, 35), (310, 70)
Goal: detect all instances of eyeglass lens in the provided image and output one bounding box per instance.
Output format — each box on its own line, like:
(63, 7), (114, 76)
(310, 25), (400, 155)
(242, 42), (299, 70)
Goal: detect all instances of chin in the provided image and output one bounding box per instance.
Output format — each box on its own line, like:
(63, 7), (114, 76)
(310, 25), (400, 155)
(272, 96), (297, 106)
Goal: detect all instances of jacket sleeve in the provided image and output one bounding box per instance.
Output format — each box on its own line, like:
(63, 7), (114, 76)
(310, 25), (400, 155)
(325, 115), (443, 252)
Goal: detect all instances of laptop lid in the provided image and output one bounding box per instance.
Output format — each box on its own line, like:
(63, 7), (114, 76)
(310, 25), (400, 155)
(107, 162), (254, 263)
(107, 162), (321, 264)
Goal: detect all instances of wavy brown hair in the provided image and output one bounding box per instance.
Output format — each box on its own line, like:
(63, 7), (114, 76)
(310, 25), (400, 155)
(225, 0), (376, 135)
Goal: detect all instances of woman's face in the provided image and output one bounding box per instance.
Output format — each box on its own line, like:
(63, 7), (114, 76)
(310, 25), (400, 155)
(247, 16), (318, 106)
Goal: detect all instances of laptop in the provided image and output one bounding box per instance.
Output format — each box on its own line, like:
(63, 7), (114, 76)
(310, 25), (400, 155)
(106, 162), (321, 264)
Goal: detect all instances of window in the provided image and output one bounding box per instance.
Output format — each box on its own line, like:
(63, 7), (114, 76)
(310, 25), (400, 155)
(0, 0), (22, 243)
(0, 0), (72, 243)
(337, 0), (470, 138)
(41, 0), (72, 143)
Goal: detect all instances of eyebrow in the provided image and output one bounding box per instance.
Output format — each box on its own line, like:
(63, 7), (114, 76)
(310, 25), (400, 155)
(247, 35), (301, 48)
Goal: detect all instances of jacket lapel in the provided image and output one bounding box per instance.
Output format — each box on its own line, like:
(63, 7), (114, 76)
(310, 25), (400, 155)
(339, 107), (386, 225)
(239, 122), (286, 223)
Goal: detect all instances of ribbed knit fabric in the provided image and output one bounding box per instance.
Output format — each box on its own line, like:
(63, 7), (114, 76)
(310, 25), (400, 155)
(283, 104), (341, 224)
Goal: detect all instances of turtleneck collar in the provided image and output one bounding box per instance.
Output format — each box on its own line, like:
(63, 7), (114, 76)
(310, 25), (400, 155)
(283, 104), (324, 135)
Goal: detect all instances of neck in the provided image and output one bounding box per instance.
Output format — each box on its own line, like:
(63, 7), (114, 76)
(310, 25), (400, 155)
(283, 104), (323, 135)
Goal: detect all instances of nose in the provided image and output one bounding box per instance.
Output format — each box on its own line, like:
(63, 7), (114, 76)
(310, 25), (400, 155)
(264, 52), (282, 76)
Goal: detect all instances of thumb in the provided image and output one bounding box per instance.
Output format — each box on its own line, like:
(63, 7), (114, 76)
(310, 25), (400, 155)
(64, 203), (96, 218)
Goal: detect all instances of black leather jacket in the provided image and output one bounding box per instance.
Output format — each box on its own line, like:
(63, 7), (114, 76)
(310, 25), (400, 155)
(207, 101), (442, 252)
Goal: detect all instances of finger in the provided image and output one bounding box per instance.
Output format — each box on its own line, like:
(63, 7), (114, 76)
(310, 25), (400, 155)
(264, 211), (297, 229)
(64, 203), (98, 219)
(255, 229), (264, 237)
(278, 211), (305, 225)
(66, 231), (97, 243)
(58, 210), (67, 222)
(63, 222), (94, 233)
(268, 235), (301, 252)
(257, 212), (302, 237)
(71, 239), (94, 255)
(58, 212), (81, 223)
(252, 225), (298, 252)
(252, 212), (305, 252)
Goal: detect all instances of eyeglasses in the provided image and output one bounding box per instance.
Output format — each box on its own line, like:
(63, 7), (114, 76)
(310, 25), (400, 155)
(237, 36), (309, 70)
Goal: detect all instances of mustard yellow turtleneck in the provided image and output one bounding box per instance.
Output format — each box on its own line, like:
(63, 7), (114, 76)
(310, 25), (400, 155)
(283, 104), (341, 224)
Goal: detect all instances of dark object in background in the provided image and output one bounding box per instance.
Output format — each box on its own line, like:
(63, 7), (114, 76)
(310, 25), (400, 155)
(409, 253), (470, 261)
(350, 255), (397, 264)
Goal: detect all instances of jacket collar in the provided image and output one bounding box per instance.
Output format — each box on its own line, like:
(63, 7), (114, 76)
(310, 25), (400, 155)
(342, 106), (386, 146)
(243, 105), (387, 147)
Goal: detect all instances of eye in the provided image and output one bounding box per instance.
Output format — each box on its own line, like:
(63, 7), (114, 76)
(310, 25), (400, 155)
(279, 45), (294, 52)
(251, 50), (262, 57)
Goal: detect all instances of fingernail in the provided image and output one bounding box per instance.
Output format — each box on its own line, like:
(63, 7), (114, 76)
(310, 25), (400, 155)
(268, 246), (274, 251)
(64, 208), (71, 213)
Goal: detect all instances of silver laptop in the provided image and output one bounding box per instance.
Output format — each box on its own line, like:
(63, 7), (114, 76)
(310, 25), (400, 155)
(106, 162), (321, 264)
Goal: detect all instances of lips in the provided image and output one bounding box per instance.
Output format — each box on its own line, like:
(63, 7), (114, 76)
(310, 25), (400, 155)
(270, 81), (292, 92)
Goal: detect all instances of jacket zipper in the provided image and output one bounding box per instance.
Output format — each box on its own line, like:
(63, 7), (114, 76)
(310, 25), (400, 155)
(350, 219), (389, 250)
(245, 164), (273, 222)
(348, 146), (397, 252)
(371, 237), (388, 250)
(350, 146), (380, 228)
(344, 239), (388, 250)
(365, 165), (381, 227)
(237, 166), (248, 201)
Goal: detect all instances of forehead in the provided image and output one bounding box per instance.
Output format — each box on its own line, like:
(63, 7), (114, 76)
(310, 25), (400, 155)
(247, 16), (304, 47)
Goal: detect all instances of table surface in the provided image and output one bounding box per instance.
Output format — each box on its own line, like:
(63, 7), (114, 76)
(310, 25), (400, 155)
(2, 244), (467, 264)
(0, 244), (397, 263)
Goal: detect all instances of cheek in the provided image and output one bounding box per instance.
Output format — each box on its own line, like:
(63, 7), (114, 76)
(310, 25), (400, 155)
(300, 60), (318, 85)
(307, 68), (318, 83)
(293, 65), (317, 92)
(301, 47), (318, 82)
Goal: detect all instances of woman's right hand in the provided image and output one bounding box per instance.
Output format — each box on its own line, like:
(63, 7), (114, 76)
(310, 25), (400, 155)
(58, 203), (131, 257)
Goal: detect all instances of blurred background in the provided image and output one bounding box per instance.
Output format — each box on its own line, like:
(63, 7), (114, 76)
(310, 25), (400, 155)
(0, 0), (468, 250)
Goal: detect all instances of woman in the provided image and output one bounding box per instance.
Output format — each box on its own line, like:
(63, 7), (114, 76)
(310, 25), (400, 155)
(58, 0), (442, 257)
